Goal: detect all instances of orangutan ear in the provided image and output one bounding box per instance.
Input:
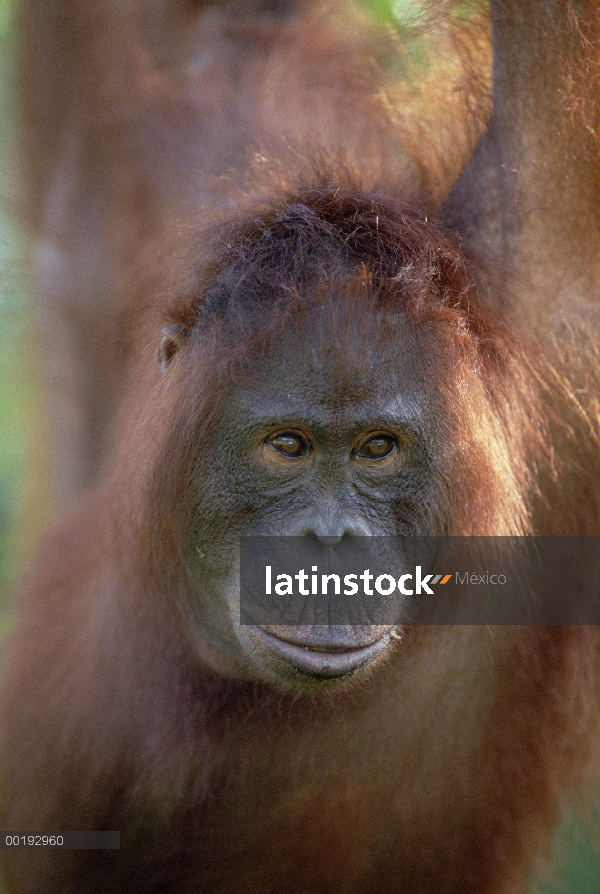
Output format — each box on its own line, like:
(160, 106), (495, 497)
(157, 324), (185, 372)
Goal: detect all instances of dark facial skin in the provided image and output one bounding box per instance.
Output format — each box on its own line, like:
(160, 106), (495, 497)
(185, 302), (452, 689)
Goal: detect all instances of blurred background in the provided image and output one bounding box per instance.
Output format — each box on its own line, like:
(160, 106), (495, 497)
(0, 0), (41, 632)
(0, 0), (598, 890)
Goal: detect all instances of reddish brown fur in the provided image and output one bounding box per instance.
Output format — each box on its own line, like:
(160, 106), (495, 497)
(2, 178), (600, 892)
(2, 1), (600, 893)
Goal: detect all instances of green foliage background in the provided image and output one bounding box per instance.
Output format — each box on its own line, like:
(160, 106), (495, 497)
(0, 0), (33, 631)
(0, 0), (597, 890)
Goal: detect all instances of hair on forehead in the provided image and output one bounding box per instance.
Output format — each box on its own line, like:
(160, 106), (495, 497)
(162, 185), (480, 340)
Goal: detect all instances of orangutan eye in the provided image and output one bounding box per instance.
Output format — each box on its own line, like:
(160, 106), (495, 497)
(268, 433), (310, 458)
(355, 435), (396, 460)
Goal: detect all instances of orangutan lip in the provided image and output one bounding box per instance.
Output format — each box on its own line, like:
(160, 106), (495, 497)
(255, 629), (392, 678)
